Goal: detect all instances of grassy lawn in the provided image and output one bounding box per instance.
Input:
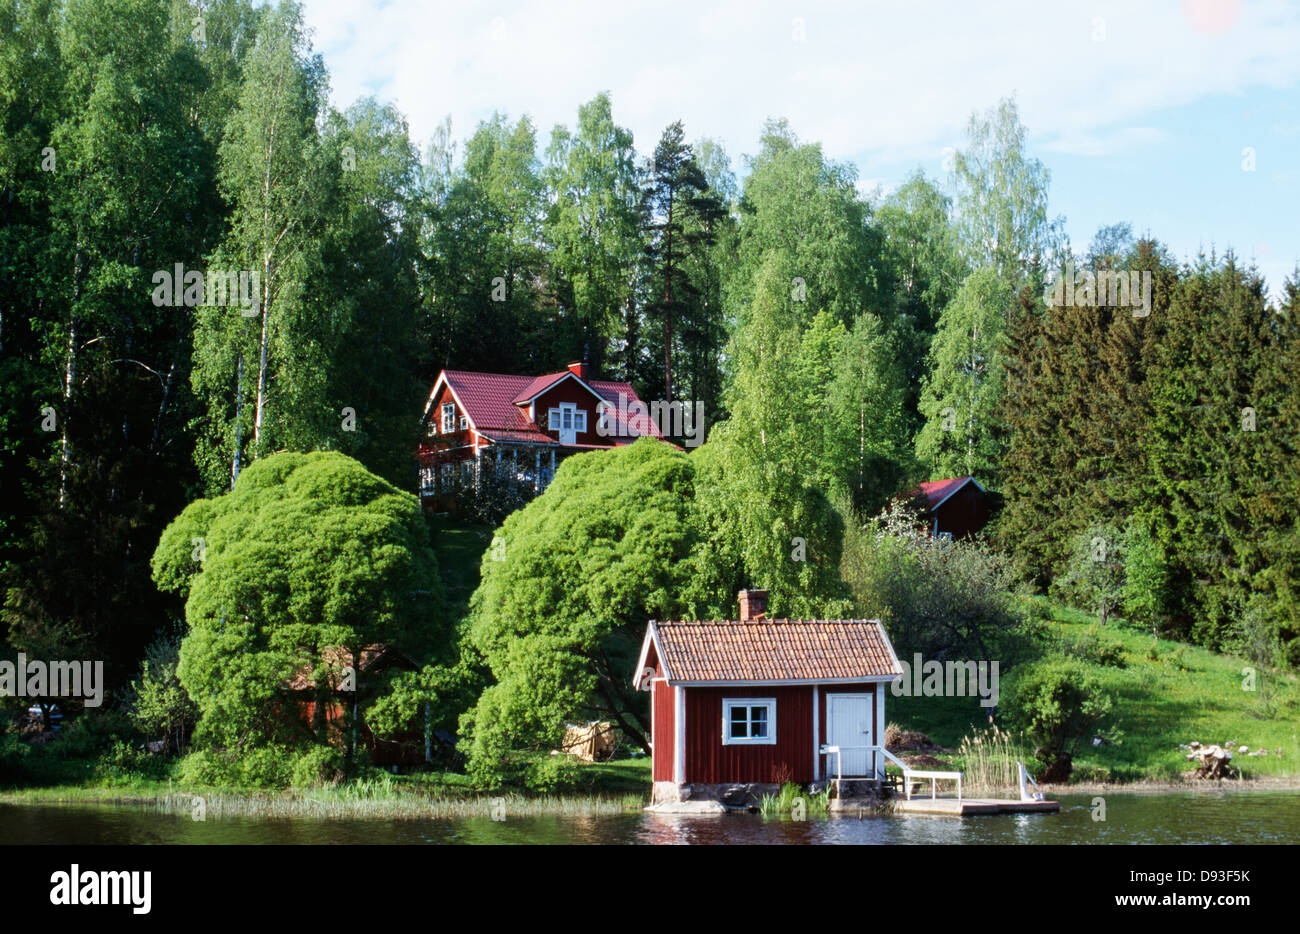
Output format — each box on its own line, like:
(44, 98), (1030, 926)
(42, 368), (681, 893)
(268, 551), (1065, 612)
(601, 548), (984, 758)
(889, 599), (1300, 784)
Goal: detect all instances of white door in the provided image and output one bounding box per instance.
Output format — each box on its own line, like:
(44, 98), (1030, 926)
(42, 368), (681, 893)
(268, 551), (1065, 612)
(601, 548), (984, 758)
(558, 405), (576, 445)
(826, 694), (872, 777)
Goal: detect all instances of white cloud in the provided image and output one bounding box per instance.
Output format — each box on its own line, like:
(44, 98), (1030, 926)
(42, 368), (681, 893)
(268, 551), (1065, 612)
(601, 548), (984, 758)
(299, 0), (1300, 168)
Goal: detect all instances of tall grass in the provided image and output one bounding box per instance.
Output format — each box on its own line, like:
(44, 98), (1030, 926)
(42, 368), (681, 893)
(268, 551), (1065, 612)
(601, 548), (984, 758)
(758, 782), (829, 817)
(958, 725), (1029, 794)
(2, 779), (643, 820)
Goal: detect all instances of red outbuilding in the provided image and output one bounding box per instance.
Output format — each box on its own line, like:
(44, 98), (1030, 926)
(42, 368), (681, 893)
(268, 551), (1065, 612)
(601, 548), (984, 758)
(916, 475), (994, 541)
(634, 590), (903, 804)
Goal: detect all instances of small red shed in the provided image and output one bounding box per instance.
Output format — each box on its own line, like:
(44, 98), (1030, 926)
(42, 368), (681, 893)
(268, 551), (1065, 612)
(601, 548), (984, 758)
(916, 476), (993, 541)
(634, 590), (903, 803)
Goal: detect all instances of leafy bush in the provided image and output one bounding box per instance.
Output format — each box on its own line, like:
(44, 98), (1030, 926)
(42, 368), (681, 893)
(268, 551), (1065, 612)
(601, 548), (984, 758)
(178, 743), (349, 788)
(1121, 517), (1169, 631)
(841, 499), (1026, 660)
(289, 745), (346, 787)
(93, 739), (169, 785)
(125, 623), (197, 755)
(54, 708), (137, 760)
(520, 753), (584, 792)
(1065, 627), (1127, 668)
(1051, 522), (1126, 626)
(1004, 656), (1115, 779)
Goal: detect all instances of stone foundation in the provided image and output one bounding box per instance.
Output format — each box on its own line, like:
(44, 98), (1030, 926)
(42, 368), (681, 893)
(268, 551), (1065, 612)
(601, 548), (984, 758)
(651, 781), (783, 808)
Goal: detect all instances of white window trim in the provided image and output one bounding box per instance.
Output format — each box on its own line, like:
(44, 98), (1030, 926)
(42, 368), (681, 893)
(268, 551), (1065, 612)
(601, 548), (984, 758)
(441, 403), (455, 433)
(722, 697), (777, 746)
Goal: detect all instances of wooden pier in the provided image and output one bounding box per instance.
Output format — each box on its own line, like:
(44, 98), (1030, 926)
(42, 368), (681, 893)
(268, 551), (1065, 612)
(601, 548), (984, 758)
(894, 796), (1060, 816)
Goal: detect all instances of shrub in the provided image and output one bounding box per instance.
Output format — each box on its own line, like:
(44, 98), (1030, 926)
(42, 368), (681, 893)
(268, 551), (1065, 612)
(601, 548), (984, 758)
(125, 623), (197, 755)
(93, 739), (168, 785)
(1067, 627), (1127, 668)
(841, 500), (1025, 660)
(1051, 523), (1126, 626)
(1122, 517), (1169, 631)
(289, 745), (346, 787)
(520, 753), (583, 793)
(1004, 656), (1115, 780)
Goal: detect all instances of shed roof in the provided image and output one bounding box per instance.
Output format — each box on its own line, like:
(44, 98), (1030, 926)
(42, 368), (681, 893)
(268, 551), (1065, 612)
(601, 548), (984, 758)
(916, 476), (985, 511)
(640, 618), (902, 686)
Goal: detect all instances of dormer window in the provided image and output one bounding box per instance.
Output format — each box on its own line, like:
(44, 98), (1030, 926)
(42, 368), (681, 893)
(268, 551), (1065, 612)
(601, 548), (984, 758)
(547, 403), (586, 444)
(441, 403), (455, 433)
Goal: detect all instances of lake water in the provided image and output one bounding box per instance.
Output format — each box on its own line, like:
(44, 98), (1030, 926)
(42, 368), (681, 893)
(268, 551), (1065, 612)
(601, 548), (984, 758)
(2, 789), (1298, 844)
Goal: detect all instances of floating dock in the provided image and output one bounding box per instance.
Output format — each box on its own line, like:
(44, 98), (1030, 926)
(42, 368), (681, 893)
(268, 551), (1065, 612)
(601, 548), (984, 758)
(893, 797), (1060, 816)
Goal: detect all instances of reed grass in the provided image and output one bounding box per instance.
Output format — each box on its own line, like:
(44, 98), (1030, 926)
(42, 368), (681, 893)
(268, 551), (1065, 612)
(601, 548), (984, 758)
(957, 725), (1030, 794)
(1, 779), (644, 820)
(758, 782), (829, 817)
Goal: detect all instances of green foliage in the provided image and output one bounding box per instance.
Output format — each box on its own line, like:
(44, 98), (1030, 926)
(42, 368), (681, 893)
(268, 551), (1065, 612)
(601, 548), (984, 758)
(915, 267), (1014, 482)
(461, 439), (720, 787)
(151, 452), (447, 762)
(125, 623), (197, 754)
(1122, 516), (1170, 632)
(176, 743), (342, 788)
(841, 499), (1024, 661)
(1051, 522), (1127, 626)
(1004, 656), (1115, 769)
(949, 96), (1066, 282)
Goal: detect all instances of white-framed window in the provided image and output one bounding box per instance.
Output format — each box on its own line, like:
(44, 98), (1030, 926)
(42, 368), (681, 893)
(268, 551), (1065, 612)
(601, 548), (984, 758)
(459, 414), (469, 430)
(722, 698), (777, 745)
(441, 403), (456, 433)
(440, 463), (454, 490)
(418, 467), (435, 494)
(426, 421), (437, 438)
(460, 460), (474, 482)
(547, 403), (586, 435)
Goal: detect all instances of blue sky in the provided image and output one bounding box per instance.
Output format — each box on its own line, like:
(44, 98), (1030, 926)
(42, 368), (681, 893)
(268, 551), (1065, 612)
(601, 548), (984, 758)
(301, 0), (1300, 302)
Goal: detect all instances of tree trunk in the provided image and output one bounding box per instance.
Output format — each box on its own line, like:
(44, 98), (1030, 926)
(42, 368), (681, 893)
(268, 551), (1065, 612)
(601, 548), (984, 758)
(231, 353), (244, 488)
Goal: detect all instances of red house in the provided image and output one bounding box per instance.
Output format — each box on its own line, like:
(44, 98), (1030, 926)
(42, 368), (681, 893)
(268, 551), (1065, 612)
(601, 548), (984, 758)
(417, 362), (662, 511)
(916, 476), (993, 541)
(634, 590), (903, 805)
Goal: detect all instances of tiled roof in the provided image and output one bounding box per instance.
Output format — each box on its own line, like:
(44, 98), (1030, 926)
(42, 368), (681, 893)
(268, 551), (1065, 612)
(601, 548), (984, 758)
(438, 369), (663, 443)
(917, 476), (974, 510)
(650, 619), (901, 683)
(511, 372), (568, 404)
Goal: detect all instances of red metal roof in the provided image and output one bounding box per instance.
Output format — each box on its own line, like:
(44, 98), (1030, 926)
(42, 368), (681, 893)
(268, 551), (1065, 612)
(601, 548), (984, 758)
(435, 369), (662, 444)
(645, 619), (902, 684)
(917, 476), (975, 510)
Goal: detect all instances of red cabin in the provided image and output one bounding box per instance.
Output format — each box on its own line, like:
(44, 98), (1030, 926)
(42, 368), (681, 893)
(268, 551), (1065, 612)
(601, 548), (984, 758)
(916, 476), (993, 541)
(634, 590), (903, 805)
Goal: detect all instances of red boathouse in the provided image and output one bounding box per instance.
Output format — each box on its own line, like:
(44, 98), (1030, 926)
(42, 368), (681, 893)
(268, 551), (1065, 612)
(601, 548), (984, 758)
(634, 590), (903, 804)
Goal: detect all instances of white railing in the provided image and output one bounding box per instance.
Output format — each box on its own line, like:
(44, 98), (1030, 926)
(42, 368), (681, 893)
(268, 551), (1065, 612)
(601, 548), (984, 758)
(820, 744), (962, 802)
(1017, 761), (1045, 802)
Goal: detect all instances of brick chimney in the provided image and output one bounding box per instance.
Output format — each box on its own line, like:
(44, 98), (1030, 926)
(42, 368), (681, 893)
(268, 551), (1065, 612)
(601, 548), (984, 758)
(567, 361), (590, 379)
(738, 589), (767, 621)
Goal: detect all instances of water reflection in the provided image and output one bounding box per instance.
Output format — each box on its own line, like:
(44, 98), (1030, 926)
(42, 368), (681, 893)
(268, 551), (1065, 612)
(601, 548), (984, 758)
(2, 791), (1298, 845)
